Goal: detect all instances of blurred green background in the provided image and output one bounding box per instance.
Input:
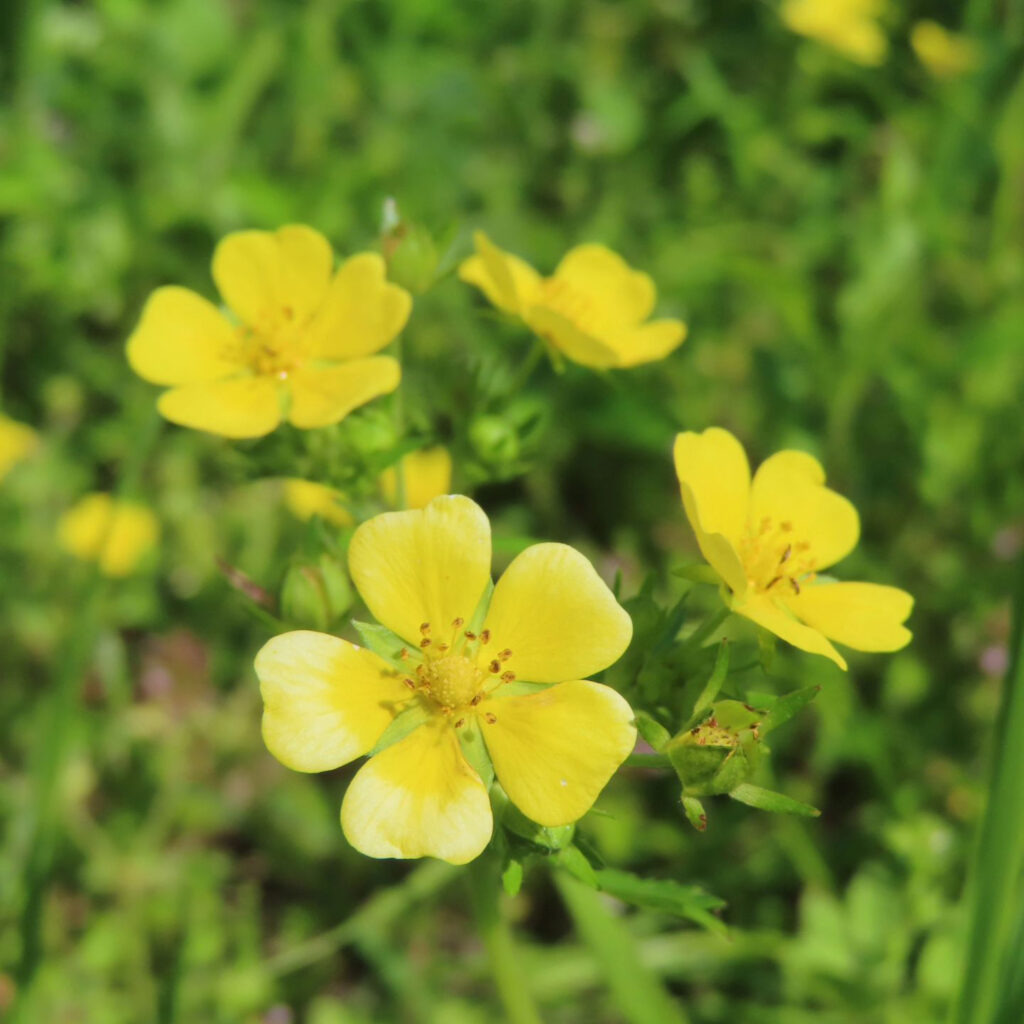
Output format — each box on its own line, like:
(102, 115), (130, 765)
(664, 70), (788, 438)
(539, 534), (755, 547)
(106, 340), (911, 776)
(2, 1), (1023, 1021)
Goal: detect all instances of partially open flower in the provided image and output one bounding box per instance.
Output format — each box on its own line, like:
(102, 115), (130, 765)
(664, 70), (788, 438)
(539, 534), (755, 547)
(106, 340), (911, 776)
(781, 0), (888, 66)
(57, 493), (159, 577)
(459, 232), (686, 369)
(255, 495), (636, 864)
(128, 225), (411, 439)
(674, 427), (913, 669)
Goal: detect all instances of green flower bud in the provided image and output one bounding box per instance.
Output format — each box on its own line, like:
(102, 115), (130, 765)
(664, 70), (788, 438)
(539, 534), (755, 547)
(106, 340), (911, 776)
(470, 414), (520, 465)
(281, 555), (353, 631)
(666, 700), (763, 797)
(386, 223), (440, 295)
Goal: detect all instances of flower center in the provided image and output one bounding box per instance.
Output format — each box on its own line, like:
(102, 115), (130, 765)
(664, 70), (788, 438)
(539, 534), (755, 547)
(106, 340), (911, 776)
(238, 306), (308, 380)
(738, 516), (816, 595)
(421, 654), (482, 709)
(535, 277), (602, 335)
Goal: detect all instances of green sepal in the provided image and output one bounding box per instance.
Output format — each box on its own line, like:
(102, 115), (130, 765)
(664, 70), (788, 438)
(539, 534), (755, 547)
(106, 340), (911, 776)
(493, 785), (574, 850)
(635, 710), (672, 752)
(352, 620), (412, 669)
(729, 782), (820, 817)
(672, 563), (722, 585)
(682, 795), (708, 831)
(554, 844), (599, 889)
(457, 717), (494, 791)
(367, 701), (430, 756)
(466, 578), (494, 638)
(760, 685), (821, 734)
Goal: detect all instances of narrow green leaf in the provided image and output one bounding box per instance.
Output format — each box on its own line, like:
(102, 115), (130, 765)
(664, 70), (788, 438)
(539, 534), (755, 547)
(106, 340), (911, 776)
(672, 563), (721, 585)
(757, 629), (777, 672)
(760, 685), (821, 734)
(689, 640), (731, 723)
(729, 783), (819, 817)
(555, 845), (599, 889)
(351, 620), (412, 669)
(594, 867), (726, 936)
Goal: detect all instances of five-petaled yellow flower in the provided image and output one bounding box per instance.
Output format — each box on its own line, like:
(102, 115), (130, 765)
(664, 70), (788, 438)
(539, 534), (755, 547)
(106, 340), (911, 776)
(57, 493), (160, 577)
(459, 231), (686, 369)
(128, 225), (411, 439)
(0, 413), (39, 481)
(911, 21), (978, 79)
(255, 495), (636, 864)
(781, 0), (888, 66)
(674, 428), (912, 670)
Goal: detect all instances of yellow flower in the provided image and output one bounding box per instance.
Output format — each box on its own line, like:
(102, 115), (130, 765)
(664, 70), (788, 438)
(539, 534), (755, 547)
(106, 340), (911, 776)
(459, 231), (686, 369)
(379, 446), (452, 509)
(57, 493), (159, 577)
(255, 495), (635, 864)
(283, 479), (354, 527)
(284, 446), (453, 526)
(911, 21), (978, 79)
(128, 225), (411, 439)
(673, 428), (912, 670)
(781, 0), (888, 66)
(0, 413), (38, 480)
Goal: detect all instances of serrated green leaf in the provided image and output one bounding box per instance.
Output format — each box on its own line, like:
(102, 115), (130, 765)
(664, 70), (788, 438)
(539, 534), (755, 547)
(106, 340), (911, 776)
(352, 619), (412, 669)
(594, 867), (727, 936)
(501, 858), (523, 897)
(729, 782), (820, 817)
(368, 701), (430, 756)
(761, 685), (821, 734)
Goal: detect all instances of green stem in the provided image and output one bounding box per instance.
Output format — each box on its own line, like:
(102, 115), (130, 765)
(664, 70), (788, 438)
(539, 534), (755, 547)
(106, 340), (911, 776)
(554, 873), (688, 1024)
(506, 337), (546, 395)
(950, 551), (1024, 1024)
(468, 858), (543, 1024)
(683, 606), (730, 650)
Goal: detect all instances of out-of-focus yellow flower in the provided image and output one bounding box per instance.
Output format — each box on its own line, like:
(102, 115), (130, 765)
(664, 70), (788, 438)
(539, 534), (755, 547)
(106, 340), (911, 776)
(0, 414), (38, 480)
(673, 428), (912, 670)
(57, 493), (159, 577)
(128, 225), (411, 439)
(459, 232), (686, 369)
(911, 21), (978, 79)
(256, 495), (635, 864)
(379, 446), (452, 509)
(781, 0), (888, 66)
(284, 480), (354, 527)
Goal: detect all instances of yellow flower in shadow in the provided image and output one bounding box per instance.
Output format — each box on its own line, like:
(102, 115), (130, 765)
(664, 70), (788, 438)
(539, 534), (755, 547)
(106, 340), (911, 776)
(911, 21), (978, 79)
(128, 225), (411, 439)
(57, 493), (159, 577)
(0, 414), (38, 481)
(459, 232), (686, 369)
(256, 495), (636, 864)
(674, 428), (912, 670)
(782, 0), (888, 66)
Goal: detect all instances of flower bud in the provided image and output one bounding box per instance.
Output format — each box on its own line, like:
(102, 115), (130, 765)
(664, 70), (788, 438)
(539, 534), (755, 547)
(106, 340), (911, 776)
(280, 555), (353, 631)
(386, 223), (440, 295)
(666, 700), (763, 797)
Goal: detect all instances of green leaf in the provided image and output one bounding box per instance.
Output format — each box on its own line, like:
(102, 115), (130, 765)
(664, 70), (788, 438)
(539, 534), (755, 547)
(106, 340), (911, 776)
(760, 685), (821, 734)
(634, 710), (671, 751)
(757, 629), (777, 672)
(594, 867), (726, 936)
(688, 639), (731, 724)
(352, 620), (411, 669)
(501, 858), (523, 898)
(729, 783), (820, 817)
(367, 702), (430, 756)
(554, 845), (599, 889)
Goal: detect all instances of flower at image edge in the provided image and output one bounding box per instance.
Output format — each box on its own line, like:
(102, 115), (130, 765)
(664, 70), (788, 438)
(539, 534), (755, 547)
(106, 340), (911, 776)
(459, 231), (686, 369)
(673, 427), (912, 670)
(127, 225), (411, 439)
(57, 493), (159, 577)
(911, 21), (977, 79)
(781, 0), (888, 66)
(0, 414), (39, 481)
(255, 494), (637, 864)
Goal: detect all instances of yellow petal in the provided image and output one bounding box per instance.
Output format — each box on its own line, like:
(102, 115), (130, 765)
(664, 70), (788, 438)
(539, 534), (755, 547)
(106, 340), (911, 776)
(734, 592), (846, 670)
(784, 582), (913, 653)
(341, 717), (492, 864)
(158, 376), (282, 438)
(750, 450), (859, 572)
(57, 493), (159, 577)
(306, 253), (412, 360)
(458, 231), (542, 315)
(483, 543), (632, 683)
(673, 429), (750, 594)
(0, 414), (39, 480)
(348, 495), (492, 646)
(911, 20), (977, 78)
(212, 224), (333, 329)
(283, 480), (353, 527)
(286, 357), (400, 429)
(609, 319), (688, 368)
(524, 306), (620, 368)
(552, 244), (656, 329)
(127, 286), (241, 385)
(379, 446), (453, 510)
(481, 680), (636, 827)
(255, 630), (409, 773)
